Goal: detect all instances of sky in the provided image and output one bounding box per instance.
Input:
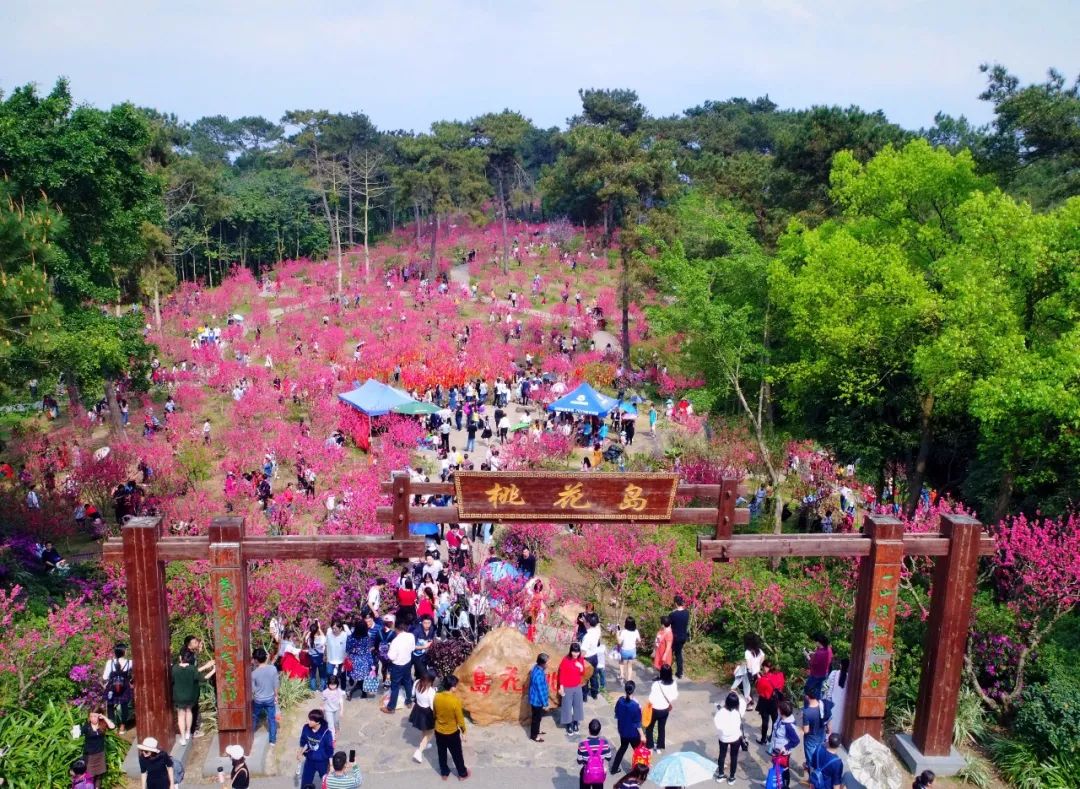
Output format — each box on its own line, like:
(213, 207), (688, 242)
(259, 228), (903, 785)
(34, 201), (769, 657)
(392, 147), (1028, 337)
(3, 0), (1077, 133)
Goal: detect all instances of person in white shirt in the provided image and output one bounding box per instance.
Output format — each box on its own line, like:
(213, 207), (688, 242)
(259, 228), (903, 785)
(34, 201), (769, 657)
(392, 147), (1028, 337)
(616, 617), (642, 683)
(367, 578), (387, 616)
(324, 620), (352, 685)
(422, 554), (443, 581)
(645, 666), (679, 752)
(382, 621), (416, 713)
(714, 689), (748, 784)
(580, 613), (603, 700)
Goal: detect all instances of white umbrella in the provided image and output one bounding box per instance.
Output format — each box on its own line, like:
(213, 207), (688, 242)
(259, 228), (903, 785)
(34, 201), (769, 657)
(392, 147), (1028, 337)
(649, 751), (717, 787)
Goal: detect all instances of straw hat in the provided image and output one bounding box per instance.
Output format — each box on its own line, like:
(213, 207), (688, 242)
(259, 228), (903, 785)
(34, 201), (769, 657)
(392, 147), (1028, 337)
(136, 737), (160, 753)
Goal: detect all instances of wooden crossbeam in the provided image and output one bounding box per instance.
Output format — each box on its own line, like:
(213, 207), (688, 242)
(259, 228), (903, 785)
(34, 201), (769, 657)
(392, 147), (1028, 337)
(378, 480), (750, 498)
(374, 505), (752, 526)
(102, 535), (425, 563)
(697, 532), (996, 559)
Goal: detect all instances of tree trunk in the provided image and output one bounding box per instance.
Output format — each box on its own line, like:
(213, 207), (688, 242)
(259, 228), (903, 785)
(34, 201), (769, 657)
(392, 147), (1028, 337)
(992, 469), (1015, 523)
(429, 214), (439, 280)
(620, 249), (631, 370)
(414, 202), (422, 248)
(153, 276), (162, 332)
(347, 161), (355, 246)
(363, 189), (371, 280)
(906, 392), (935, 515)
(498, 172), (510, 275)
(103, 378), (123, 434)
(65, 371), (81, 415)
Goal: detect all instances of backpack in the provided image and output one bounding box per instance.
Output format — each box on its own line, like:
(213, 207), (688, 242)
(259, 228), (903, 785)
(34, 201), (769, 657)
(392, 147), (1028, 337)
(809, 751), (840, 789)
(108, 660), (130, 698)
(582, 740), (607, 785)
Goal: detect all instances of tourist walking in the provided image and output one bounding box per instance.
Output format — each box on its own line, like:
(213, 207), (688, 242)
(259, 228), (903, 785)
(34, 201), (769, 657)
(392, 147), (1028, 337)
(616, 617), (641, 683)
(802, 687), (828, 767)
(610, 681), (642, 775)
(739, 633), (764, 700)
(345, 616), (376, 699)
(615, 763), (649, 789)
(305, 620), (328, 691)
(383, 619), (416, 713)
(581, 613), (603, 700)
(913, 770), (936, 789)
(576, 718), (613, 789)
(410, 670), (437, 762)
(323, 751), (363, 788)
(824, 658), (849, 737)
(222, 744), (250, 788)
(250, 647), (279, 745)
(644, 665), (678, 752)
(136, 737), (175, 789)
(102, 642), (133, 734)
(322, 676), (346, 738)
(652, 617), (673, 674)
(296, 709), (334, 788)
(768, 700), (800, 789)
(558, 642), (587, 735)
(713, 690), (747, 785)
(529, 653), (550, 742)
(807, 733), (844, 789)
(669, 596), (690, 679)
(325, 619), (351, 686)
(433, 675), (470, 780)
(71, 707), (114, 785)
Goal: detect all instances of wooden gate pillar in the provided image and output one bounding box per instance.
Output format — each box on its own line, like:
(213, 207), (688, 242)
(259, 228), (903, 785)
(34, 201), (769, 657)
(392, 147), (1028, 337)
(209, 516), (253, 755)
(391, 471), (412, 539)
(843, 515), (904, 746)
(912, 514), (982, 755)
(714, 477), (738, 561)
(121, 516), (174, 750)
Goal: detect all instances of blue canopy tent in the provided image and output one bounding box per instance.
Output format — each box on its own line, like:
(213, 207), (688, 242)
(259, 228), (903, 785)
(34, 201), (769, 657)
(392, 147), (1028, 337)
(338, 378), (415, 416)
(596, 391), (637, 417)
(546, 382), (615, 416)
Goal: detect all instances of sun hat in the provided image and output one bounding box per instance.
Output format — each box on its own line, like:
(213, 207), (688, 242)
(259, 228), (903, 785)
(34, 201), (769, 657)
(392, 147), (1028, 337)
(225, 744), (245, 760)
(137, 737), (160, 753)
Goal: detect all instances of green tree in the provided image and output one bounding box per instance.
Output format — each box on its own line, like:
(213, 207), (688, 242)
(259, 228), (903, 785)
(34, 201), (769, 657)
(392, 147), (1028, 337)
(470, 110), (533, 272)
(772, 140), (1025, 511)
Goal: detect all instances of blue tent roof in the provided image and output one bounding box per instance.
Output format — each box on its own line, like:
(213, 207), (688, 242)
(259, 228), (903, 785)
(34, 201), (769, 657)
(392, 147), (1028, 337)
(338, 378), (415, 416)
(547, 382), (615, 416)
(596, 391), (637, 417)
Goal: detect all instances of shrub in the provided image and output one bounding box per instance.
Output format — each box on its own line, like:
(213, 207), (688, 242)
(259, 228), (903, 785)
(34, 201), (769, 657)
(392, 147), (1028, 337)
(426, 639), (474, 679)
(1014, 675), (1080, 758)
(0, 701), (126, 787)
(988, 735), (1080, 789)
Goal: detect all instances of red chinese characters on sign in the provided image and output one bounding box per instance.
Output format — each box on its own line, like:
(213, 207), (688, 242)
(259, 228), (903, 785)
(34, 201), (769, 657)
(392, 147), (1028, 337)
(467, 666), (528, 695)
(454, 472), (679, 522)
(499, 666), (523, 693)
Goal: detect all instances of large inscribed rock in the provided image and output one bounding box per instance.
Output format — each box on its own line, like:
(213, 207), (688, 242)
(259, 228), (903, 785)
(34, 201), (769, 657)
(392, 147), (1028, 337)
(452, 627), (576, 725)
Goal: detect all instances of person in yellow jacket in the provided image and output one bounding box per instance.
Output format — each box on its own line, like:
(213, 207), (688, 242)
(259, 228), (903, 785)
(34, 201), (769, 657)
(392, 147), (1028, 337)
(432, 676), (470, 780)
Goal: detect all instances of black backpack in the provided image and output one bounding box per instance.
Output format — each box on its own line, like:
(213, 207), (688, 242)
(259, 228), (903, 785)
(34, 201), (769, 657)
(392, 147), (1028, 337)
(108, 659), (131, 697)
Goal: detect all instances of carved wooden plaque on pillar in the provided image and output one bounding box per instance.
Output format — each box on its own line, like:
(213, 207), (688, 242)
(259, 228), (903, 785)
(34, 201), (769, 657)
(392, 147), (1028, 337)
(209, 517), (253, 753)
(843, 515), (904, 744)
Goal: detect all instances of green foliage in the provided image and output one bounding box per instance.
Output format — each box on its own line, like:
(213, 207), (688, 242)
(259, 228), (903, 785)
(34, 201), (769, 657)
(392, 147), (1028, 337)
(175, 440), (213, 484)
(988, 735), (1080, 789)
(1014, 675), (1080, 759)
(0, 701), (126, 788)
(276, 676), (313, 713)
(955, 755), (992, 789)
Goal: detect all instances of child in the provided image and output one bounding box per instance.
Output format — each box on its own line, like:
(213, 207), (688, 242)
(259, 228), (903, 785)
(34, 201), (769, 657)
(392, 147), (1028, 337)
(70, 760), (95, 789)
(322, 677), (346, 739)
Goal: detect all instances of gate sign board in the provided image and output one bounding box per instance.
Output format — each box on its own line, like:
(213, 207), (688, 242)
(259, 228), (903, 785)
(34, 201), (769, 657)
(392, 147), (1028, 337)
(453, 471), (679, 521)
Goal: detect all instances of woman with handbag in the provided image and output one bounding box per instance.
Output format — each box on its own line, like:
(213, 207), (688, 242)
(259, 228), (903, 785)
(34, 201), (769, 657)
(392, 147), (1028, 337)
(644, 664), (678, 752)
(345, 616), (377, 700)
(713, 689), (748, 785)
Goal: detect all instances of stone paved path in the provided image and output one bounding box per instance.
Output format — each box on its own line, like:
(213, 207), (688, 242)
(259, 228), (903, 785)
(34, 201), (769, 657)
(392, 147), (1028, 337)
(244, 664), (818, 788)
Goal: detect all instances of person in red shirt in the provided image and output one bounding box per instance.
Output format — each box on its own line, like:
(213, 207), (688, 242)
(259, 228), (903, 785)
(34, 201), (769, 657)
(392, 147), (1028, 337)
(397, 578), (418, 625)
(755, 660), (785, 743)
(416, 587), (436, 621)
(557, 643), (587, 735)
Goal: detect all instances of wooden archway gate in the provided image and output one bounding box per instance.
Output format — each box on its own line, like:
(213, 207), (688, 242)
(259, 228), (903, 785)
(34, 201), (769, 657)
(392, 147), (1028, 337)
(104, 471), (991, 765)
